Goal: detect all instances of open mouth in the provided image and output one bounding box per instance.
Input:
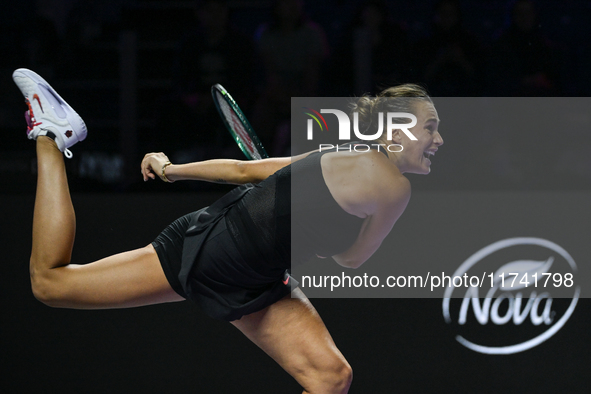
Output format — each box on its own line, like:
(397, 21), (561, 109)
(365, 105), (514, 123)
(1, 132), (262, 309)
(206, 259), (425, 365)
(423, 151), (435, 160)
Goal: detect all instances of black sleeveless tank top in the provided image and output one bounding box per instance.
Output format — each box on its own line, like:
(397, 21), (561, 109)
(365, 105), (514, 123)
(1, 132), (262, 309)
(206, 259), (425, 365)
(225, 143), (388, 271)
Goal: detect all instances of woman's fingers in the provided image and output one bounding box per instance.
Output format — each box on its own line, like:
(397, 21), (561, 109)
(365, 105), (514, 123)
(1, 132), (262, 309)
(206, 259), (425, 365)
(141, 153), (154, 181)
(141, 155), (152, 181)
(141, 153), (170, 182)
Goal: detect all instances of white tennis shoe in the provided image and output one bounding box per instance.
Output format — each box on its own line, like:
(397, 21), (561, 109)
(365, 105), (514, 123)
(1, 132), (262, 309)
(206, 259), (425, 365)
(13, 68), (87, 158)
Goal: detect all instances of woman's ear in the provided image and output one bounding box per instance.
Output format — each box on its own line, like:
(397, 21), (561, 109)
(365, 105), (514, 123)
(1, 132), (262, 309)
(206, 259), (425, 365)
(390, 129), (403, 144)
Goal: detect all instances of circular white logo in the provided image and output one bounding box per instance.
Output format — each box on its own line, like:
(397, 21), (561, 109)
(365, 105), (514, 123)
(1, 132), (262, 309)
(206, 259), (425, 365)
(442, 237), (579, 355)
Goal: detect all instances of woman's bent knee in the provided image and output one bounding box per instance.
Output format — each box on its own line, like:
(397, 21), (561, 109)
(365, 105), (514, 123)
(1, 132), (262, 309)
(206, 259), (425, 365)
(31, 275), (53, 306)
(308, 358), (353, 394)
(330, 361), (353, 394)
(30, 266), (63, 307)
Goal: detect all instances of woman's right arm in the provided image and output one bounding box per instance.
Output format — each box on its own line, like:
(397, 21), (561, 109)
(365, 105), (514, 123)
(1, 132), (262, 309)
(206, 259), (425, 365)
(331, 175), (411, 269)
(141, 151), (315, 185)
(323, 152), (412, 269)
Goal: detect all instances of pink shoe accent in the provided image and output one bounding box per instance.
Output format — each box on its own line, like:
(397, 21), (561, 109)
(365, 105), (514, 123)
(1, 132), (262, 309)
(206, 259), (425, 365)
(25, 110), (33, 135)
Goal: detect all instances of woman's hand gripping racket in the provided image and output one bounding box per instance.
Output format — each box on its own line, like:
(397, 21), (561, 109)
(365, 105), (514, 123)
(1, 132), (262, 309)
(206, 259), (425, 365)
(211, 84), (268, 160)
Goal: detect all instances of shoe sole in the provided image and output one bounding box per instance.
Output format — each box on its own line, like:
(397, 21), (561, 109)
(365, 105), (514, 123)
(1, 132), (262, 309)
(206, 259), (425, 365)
(12, 68), (87, 146)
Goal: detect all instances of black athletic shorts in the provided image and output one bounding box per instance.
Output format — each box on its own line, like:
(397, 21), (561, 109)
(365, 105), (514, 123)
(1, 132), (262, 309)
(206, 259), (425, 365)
(151, 206), (297, 321)
(152, 212), (192, 299)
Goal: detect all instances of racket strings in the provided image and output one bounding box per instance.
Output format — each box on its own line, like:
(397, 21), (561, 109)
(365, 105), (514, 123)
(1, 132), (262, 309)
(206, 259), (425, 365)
(217, 94), (261, 159)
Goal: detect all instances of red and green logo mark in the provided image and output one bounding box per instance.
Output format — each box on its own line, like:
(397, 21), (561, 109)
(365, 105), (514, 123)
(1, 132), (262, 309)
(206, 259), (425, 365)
(303, 107), (328, 132)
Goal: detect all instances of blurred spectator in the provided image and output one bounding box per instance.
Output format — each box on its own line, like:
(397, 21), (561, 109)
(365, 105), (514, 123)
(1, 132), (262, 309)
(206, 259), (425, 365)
(488, 0), (560, 96)
(331, 0), (410, 96)
(252, 0), (328, 156)
(414, 0), (484, 96)
(164, 0), (255, 159)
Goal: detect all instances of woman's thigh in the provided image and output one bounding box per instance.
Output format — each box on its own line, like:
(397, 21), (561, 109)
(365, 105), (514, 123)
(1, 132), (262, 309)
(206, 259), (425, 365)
(231, 288), (352, 393)
(35, 244), (185, 309)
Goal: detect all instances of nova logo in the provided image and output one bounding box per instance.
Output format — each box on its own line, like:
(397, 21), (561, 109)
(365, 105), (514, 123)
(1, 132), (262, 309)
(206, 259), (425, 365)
(442, 237), (579, 355)
(304, 108), (418, 141)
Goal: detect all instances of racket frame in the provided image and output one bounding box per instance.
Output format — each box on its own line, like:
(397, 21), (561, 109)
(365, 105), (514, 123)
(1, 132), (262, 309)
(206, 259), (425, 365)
(211, 84), (269, 160)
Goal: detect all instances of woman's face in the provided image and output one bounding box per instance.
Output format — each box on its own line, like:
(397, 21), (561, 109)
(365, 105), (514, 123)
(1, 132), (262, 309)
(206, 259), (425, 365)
(392, 101), (443, 175)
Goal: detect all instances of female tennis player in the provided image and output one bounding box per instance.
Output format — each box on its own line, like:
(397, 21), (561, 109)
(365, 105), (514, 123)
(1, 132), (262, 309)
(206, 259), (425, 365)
(15, 68), (442, 394)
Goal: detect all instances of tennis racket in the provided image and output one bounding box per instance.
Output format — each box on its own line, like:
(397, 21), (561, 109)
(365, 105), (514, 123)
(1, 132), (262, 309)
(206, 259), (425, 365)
(211, 84), (268, 160)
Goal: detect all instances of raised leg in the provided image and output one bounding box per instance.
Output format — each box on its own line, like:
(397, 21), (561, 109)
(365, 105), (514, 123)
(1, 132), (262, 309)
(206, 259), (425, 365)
(29, 137), (184, 308)
(30, 137), (76, 272)
(231, 288), (353, 394)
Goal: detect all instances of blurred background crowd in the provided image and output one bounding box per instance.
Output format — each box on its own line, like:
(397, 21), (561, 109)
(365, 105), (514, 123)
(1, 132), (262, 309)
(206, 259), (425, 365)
(1, 0), (590, 192)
